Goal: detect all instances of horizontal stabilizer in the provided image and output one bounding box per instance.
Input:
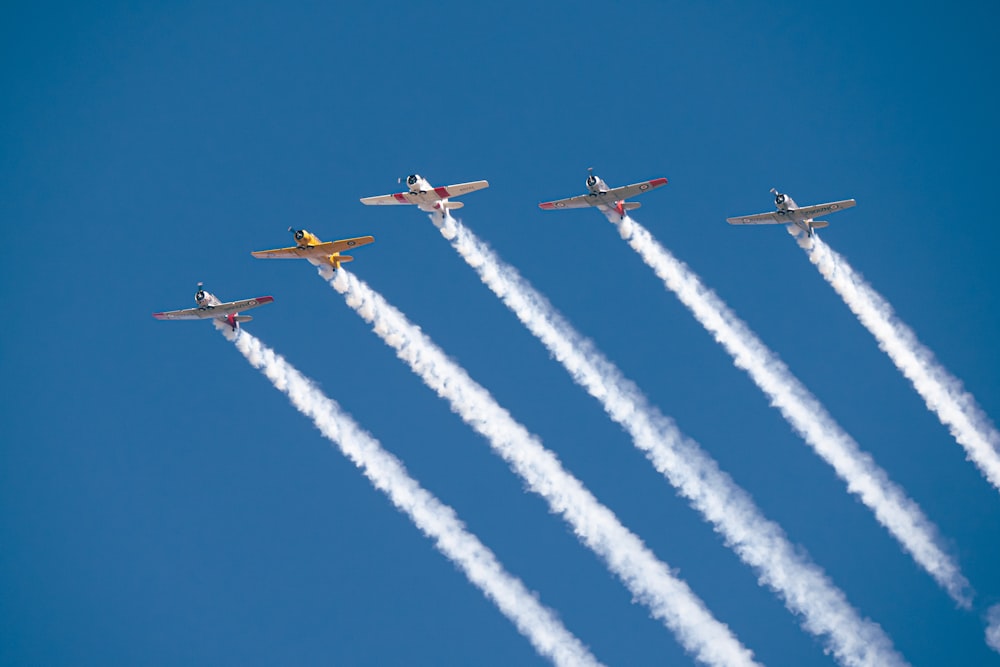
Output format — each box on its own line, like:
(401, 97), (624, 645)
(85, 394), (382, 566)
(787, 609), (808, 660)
(442, 201), (464, 210)
(234, 315), (252, 323)
(336, 254), (354, 263)
(623, 202), (642, 211)
(811, 221), (829, 229)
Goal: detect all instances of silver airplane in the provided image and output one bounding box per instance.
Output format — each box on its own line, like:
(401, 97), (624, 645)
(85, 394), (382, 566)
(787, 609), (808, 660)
(539, 169), (668, 220)
(727, 188), (856, 237)
(153, 283), (274, 331)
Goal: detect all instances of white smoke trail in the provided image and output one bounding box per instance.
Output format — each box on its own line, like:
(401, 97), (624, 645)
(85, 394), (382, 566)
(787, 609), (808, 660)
(432, 213), (907, 667)
(610, 214), (971, 608)
(323, 269), (760, 667)
(213, 322), (603, 667)
(796, 231), (1000, 495)
(986, 604), (1000, 654)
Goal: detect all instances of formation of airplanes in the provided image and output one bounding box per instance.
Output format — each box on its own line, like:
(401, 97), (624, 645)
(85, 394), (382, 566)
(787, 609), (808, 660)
(153, 172), (856, 327)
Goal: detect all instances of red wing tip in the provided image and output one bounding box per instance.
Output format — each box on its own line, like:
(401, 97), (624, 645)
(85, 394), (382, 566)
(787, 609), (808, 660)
(256, 296), (275, 304)
(539, 202), (555, 209)
(152, 313), (165, 319)
(650, 178), (668, 186)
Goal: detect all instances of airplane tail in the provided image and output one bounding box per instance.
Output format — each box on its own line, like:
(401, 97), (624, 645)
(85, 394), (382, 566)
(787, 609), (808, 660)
(329, 254), (354, 270)
(811, 221), (830, 229)
(623, 202), (642, 211)
(234, 315), (253, 323)
(442, 201), (464, 210)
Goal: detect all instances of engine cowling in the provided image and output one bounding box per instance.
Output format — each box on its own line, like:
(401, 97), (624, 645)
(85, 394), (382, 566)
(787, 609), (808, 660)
(586, 174), (598, 188)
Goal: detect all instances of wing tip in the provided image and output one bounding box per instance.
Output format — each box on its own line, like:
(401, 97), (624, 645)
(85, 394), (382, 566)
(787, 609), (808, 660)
(539, 202), (555, 210)
(650, 177), (668, 187)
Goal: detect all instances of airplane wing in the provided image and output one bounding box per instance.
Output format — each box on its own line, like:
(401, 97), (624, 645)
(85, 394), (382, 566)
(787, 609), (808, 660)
(250, 245), (312, 259)
(538, 194), (595, 210)
(793, 199), (857, 219)
(328, 236), (375, 253)
(360, 181), (489, 206)
(603, 178), (669, 202)
(153, 296), (274, 320)
(539, 178), (668, 210)
(359, 192), (418, 206)
(726, 211), (785, 225)
(252, 236), (374, 259)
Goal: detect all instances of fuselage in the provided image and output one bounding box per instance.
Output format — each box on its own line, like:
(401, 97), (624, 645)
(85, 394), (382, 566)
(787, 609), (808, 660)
(772, 190), (817, 235)
(587, 173), (632, 218)
(404, 173), (457, 212)
(195, 287), (240, 330)
(586, 173), (610, 194)
(195, 288), (221, 309)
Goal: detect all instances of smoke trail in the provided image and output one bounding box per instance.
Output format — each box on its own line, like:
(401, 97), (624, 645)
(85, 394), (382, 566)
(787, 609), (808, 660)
(610, 214), (971, 608)
(986, 604), (1000, 654)
(796, 231), (1000, 495)
(213, 322), (603, 667)
(322, 269), (760, 667)
(432, 213), (906, 667)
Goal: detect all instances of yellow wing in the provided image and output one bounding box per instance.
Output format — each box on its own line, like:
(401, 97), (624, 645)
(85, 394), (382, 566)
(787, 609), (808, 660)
(251, 236), (374, 260)
(328, 236), (375, 253)
(250, 245), (312, 259)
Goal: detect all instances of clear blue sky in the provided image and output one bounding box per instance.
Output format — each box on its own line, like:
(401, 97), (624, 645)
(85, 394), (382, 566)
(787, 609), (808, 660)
(3, 2), (999, 665)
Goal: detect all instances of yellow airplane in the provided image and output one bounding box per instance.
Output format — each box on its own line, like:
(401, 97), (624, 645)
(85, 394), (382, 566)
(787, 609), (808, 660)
(251, 228), (375, 271)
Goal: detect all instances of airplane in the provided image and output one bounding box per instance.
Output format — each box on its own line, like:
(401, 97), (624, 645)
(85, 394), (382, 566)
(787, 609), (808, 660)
(251, 228), (375, 271)
(152, 283), (274, 331)
(538, 169), (669, 220)
(360, 174), (489, 213)
(726, 188), (856, 237)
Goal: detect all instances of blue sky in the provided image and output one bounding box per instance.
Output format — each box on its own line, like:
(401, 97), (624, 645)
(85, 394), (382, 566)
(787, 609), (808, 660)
(3, 2), (999, 665)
